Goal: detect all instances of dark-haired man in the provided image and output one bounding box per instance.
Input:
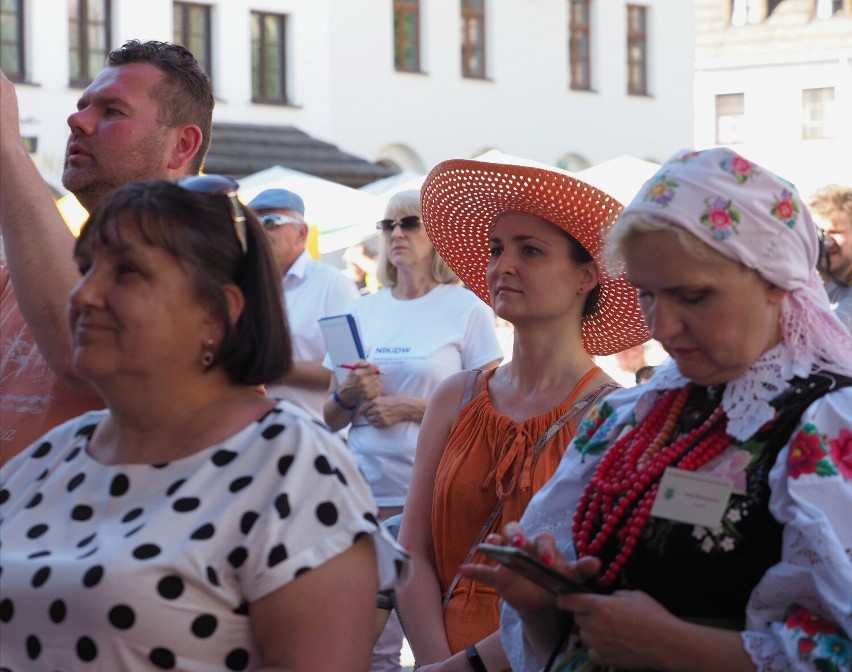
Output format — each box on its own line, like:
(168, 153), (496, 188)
(0, 41), (214, 461)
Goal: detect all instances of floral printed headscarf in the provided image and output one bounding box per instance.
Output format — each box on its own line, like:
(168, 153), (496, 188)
(615, 147), (852, 378)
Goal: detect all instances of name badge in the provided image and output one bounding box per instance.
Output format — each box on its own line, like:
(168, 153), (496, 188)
(650, 467), (733, 529)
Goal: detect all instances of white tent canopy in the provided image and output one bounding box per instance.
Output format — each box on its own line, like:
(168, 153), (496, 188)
(574, 155), (660, 205)
(239, 165), (385, 254)
(472, 150), (659, 205)
(359, 170), (425, 198)
(357, 150), (659, 208)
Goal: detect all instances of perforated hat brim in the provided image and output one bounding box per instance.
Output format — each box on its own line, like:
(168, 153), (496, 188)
(421, 159), (650, 356)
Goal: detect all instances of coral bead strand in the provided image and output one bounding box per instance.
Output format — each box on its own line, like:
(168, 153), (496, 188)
(573, 386), (734, 587)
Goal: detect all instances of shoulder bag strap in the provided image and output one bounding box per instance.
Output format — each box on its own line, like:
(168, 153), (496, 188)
(441, 380), (621, 610)
(459, 368), (484, 412)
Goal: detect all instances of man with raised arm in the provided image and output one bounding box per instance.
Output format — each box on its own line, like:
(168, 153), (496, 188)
(0, 40), (214, 461)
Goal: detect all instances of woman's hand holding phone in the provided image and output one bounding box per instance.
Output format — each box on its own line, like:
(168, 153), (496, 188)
(476, 543), (590, 595)
(458, 521), (600, 618)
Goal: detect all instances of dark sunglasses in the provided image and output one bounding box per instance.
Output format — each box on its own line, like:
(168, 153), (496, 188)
(376, 216), (421, 233)
(177, 174), (248, 254)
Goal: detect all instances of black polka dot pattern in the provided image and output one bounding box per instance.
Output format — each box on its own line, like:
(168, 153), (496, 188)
(0, 403), (407, 669)
(191, 614), (218, 638)
(110, 474), (130, 497)
(82, 565), (104, 587)
(108, 605), (135, 629)
(49, 600), (66, 624)
(191, 523), (215, 540)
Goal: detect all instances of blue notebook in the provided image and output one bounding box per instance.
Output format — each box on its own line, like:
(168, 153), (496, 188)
(318, 314), (367, 383)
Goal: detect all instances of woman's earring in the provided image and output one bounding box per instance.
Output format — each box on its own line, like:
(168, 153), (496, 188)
(201, 339), (215, 368)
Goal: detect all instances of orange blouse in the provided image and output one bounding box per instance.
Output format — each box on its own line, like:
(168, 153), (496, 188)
(431, 366), (603, 657)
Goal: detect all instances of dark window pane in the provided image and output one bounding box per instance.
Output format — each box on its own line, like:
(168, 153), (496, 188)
(626, 5), (647, 95)
(461, 0), (486, 78)
(68, 0), (110, 85)
(569, 0), (591, 90)
(251, 11), (287, 102)
(0, 0), (24, 78)
(393, 1), (420, 71)
(173, 3), (211, 79)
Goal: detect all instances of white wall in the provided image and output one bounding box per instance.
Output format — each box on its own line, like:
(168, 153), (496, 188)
(12, 0), (694, 195)
(325, 0), (694, 171)
(694, 53), (852, 196)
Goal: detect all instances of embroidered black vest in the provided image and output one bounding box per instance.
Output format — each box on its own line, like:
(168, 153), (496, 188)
(614, 373), (851, 624)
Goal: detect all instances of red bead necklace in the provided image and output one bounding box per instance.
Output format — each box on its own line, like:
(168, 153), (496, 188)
(573, 386), (733, 587)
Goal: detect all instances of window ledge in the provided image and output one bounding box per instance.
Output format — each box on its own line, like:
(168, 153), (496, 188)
(251, 98), (301, 109)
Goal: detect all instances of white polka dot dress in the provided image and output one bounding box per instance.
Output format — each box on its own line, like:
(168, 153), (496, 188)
(0, 401), (407, 671)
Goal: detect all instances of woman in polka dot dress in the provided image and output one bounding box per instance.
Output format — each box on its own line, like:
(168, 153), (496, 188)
(0, 178), (409, 672)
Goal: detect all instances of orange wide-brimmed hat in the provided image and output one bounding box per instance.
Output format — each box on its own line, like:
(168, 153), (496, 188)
(420, 159), (649, 356)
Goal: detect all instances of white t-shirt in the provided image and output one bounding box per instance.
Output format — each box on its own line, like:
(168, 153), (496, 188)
(342, 283), (503, 508)
(267, 251), (360, 420)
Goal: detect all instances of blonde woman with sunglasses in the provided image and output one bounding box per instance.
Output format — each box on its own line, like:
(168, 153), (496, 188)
(324, 189), (503, 672)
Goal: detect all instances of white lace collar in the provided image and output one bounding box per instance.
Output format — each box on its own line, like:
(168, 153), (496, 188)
(638, 343), (795, 441)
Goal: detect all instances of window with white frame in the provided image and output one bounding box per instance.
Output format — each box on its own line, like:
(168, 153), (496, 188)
(569, 0), (591, 91)
(461, 0), (486, 79)
(731, 0), (784, 25)
(394, 0), (420, 72)
(814, 0), (851, 18)
(715, 93), (745, 145)
(1, 0), (25, 81)
(626, 4), (648, 96)
(69, 0), (111, 87)
(174, 2), (212, 81)
(251, 11), (288, 104)
(802, 87), (835, 139)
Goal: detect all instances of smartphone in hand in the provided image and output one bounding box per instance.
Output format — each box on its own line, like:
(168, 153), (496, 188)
(478, 543), (590, 595)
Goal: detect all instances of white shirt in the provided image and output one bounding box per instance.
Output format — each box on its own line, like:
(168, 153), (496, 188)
(267, 250), (360, 420)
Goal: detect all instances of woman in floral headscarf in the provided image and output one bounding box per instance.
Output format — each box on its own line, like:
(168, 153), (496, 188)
(463, 148), (852, 672)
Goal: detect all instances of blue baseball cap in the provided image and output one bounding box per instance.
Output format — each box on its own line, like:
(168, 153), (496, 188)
(248, 188), (305, 216)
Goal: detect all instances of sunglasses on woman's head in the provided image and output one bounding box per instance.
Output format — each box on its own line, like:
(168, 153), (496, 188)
(177, 174), (248, 254)
(376, 216), (421, 233)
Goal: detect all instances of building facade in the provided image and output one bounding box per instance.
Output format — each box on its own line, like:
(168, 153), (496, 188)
(2, 0), (694, 195)
(694, 0), (852, 195)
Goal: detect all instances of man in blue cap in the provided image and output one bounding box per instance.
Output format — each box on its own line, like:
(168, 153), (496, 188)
(249, 188), (360, 422)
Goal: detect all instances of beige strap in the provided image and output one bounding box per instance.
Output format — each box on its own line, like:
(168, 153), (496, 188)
(458, 368), (484, 412)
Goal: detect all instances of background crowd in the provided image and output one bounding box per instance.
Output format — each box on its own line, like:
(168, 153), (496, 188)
(1, 40), (850, 672)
